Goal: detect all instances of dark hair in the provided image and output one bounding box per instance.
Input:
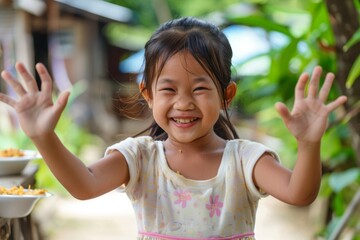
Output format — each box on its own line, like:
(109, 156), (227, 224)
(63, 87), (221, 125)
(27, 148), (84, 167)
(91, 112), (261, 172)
(137, 17), (238, 140)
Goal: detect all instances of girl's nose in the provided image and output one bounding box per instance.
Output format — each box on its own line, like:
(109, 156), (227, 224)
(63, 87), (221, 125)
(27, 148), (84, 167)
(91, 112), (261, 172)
(174, 93), (195, 110)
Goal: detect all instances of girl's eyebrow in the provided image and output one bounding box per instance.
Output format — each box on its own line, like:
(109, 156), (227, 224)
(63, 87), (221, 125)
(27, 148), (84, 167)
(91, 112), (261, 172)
(157, 78), (174, 85)
(193, 76), (212, 84)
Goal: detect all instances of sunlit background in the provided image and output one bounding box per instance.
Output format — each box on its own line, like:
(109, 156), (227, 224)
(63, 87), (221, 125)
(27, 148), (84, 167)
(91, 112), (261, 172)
(0, 0), (359, 239)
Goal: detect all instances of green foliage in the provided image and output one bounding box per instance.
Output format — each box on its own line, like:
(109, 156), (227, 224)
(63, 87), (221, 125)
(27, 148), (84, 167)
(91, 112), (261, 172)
(346, 55), (360, 89)
(104, 0), (242, 50)
(227, 1), (343, 169)
(0, 125), (34, 150)
(104, 23), (153, 50)
(225, 0), (359, 237)
(106, 0), (158, 27)
(167, 0), (241, 18)
(320, 170), (360, 238)
(229, 15), (292, 36)
(328, 169), (360, 193)
(343, 29), (360, 52)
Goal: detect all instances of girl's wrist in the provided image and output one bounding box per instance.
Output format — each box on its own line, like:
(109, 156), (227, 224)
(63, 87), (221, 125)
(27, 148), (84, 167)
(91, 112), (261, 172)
(30, 131), (57, 143)
(296, 139), (321, 149)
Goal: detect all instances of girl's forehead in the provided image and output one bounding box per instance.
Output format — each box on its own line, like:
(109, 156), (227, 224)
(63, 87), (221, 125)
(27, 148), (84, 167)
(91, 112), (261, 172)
(149, 51), (220, 91)
(158, 52), (209, 77)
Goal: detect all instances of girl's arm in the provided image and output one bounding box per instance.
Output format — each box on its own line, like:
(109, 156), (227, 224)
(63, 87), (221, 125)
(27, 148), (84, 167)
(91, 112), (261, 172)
(253, 66), (347, 206)
(0, 63), (129, 199)
(31, 133), (129, 200)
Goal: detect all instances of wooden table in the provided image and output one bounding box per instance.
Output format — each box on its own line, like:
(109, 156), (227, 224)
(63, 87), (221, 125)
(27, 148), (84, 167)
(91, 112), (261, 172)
(0, 165), (40, 240)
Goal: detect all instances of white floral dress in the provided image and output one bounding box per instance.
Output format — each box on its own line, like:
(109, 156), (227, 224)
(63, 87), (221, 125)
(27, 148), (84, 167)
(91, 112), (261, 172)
(105, 137), (279, 240)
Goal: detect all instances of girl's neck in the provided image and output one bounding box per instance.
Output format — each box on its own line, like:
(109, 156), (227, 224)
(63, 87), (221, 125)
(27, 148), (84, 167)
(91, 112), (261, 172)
(163, 133), (226, 180)
(164, 132), (226, 155)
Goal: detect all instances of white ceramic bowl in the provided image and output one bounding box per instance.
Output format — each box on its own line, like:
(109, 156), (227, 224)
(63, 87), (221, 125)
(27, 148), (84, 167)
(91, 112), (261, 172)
(0, 150), (39, 176)
(0, 191), (52, 218)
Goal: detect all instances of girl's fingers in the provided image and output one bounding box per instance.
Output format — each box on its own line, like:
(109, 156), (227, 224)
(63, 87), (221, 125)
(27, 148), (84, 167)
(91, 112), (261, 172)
(318, 72), (335, 102)
(275, 102), (291, 124)
(294, 72), (309, 101)
(0, 92), (17, 107)
(35, 63), (53, 95)
(326, 96), (347, 112)
(307, 66), (322, 98)
(55, 91), (70, 114)
(1, 70), (27, 97)
(15, 63), (39, 93)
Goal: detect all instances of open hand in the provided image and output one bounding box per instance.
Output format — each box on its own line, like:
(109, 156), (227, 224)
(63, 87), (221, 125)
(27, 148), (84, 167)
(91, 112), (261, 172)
(0, 63), (70, 139)
(275, 66), (347, 143)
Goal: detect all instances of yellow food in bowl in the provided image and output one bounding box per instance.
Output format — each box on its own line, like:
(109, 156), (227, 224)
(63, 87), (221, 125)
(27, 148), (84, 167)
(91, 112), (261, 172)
(0, 148), (25, 157)
(0, 185), (46, 195)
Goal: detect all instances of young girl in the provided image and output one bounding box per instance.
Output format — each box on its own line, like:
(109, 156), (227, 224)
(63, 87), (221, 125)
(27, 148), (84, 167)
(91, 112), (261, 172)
(0, 17), (347, 239)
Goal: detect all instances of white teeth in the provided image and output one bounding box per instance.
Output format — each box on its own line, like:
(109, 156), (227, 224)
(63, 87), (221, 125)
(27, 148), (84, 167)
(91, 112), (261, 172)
(173, 118), (197, 124)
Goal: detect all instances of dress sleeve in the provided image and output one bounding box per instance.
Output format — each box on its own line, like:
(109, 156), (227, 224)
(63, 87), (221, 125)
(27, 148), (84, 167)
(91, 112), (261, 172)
(104, 137), (144, 196)
(240, 140), (280, 199)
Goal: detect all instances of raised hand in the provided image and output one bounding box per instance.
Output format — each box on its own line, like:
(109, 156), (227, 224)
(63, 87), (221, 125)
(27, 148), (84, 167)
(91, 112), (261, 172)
(0, 63), (70, 139)
(275, 66), (347, 143)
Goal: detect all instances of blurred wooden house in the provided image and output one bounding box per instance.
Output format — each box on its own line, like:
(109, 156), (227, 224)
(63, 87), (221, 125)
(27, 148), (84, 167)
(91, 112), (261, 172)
(0, 0), (146, 141)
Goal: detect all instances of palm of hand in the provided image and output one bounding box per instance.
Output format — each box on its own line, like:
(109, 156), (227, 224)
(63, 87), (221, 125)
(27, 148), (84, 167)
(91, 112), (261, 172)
(286, 98), (329, 141)
(0, 63), (69, 139)
(276, 66), (347, 143)
(15, 93), (57, 138)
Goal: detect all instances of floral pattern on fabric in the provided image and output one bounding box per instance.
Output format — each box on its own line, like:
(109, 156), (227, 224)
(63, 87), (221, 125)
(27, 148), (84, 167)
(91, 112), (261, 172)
(174, 189), (192, 208)
(206, 195), (223, 218)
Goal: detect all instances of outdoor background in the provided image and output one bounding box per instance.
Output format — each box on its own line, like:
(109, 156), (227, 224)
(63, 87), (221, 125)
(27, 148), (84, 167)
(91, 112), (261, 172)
(0, 0), (359, 239)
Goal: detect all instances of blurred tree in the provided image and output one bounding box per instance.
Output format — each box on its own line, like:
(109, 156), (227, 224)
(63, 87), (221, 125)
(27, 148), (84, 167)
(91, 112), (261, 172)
(324, 1), (360, 239)
(225, 0), (359, 238)
(325, 0), (360, 165)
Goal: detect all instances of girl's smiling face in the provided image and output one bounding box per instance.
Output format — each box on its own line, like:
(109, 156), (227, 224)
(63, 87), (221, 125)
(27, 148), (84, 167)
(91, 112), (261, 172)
(146, 51), (223, 144)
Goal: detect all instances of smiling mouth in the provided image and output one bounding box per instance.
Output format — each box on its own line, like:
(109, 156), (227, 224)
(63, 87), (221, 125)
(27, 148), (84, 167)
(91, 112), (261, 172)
(172, 118), (198, 124)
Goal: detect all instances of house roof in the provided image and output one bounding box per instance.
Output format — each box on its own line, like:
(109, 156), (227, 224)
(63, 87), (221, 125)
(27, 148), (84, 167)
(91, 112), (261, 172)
(55, 0), (133, 23)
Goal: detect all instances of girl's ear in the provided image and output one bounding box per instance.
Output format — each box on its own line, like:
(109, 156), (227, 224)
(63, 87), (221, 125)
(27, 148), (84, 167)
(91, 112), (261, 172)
(139, 82), (153, 109)
(224, 81), (237, 108)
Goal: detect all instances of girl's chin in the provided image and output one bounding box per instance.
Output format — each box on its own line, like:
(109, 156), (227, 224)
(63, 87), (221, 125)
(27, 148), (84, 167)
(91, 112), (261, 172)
(167, 132), (215, 144)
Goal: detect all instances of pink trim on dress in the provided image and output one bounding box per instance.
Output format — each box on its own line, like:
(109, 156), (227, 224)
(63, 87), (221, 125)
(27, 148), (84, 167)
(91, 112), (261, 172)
(138, 231), (255, 240)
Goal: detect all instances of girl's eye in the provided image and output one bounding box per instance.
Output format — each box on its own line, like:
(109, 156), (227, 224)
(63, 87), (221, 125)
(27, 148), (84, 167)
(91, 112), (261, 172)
(194, 87), (209, 91)
(159, 88), (175, 92)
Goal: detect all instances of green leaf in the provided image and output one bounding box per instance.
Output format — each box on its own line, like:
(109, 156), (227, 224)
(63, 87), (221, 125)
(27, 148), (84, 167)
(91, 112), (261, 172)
(328, 168), (360, 193)
(319, 174), (333, 197)
(228, 15), (292, 36)
(343, 29), (360, 52)
(346, 55), (360, 89)
(332, 192), (346, 216)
